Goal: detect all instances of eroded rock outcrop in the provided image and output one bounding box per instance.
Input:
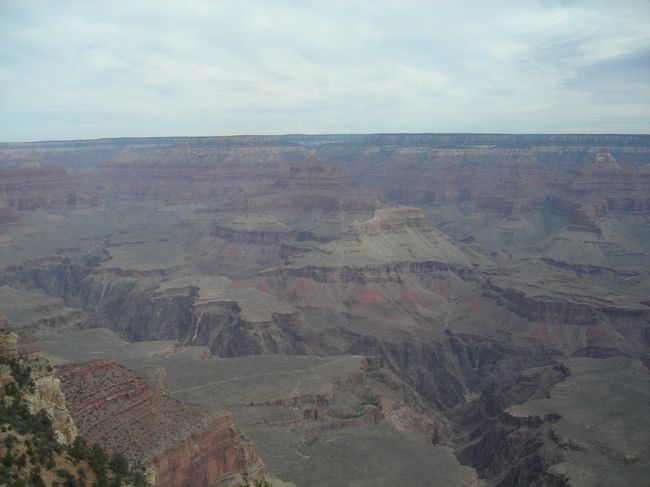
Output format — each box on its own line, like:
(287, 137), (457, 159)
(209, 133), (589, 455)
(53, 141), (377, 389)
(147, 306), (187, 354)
(482, 278), (650, 325)
(0, 165), (96, 212)
(24, 373), (78, 445)
(0, 329), (78, 445)
(56, 359), (265, 487)
(316, 135), (650, 221)
(279, 206), (477, 276)
(85, 137), (307, 202)
(250, 156), (378, 212)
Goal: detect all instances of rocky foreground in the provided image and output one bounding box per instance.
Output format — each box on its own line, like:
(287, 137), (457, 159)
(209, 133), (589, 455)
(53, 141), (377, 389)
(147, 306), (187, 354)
(0, 328), (155, 486)
(56, 359), (264, 487)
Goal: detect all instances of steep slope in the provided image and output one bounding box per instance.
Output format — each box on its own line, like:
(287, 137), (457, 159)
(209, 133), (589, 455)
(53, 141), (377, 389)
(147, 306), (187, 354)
(285, 206), (476, 270)
(56, 359), (265, 487)
(251, 155), (377, 213)
(0, 329), (153, 487)
(37, 328), (481, 487)
(0, 165), (95, 217)
(316, 133), (650, 210)
(84, 137), (308, 202)
(459, 357), (650, 487)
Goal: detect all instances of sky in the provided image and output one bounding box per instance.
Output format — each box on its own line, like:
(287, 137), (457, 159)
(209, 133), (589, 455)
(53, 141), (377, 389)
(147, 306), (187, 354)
(1, 0), (649, 141)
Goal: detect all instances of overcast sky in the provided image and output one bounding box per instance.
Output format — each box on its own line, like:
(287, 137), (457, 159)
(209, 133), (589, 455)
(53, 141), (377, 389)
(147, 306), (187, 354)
(1, 0), (649, 141)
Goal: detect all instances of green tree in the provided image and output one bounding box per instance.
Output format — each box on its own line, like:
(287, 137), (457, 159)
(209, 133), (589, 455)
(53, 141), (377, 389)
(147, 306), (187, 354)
(69, 436), (88, 461)
(88, 443), (108, 487)
(108, 451), (129, 477)
(29, 468), (47, 487)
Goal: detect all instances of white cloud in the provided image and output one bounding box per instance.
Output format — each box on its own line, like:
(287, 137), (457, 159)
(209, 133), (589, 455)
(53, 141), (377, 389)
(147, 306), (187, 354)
(0, 0), (648, 140)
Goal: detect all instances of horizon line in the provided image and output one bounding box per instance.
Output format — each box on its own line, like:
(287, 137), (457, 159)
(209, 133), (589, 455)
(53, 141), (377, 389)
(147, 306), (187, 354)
(3, 131), (650, 145)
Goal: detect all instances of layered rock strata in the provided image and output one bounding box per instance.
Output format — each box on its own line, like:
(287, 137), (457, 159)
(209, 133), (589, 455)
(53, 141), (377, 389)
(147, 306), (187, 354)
(283, 206), (476, 272)
(0, 165), (95, 211)
(56, 359), (265, 487)
(250, 156), (377, 212)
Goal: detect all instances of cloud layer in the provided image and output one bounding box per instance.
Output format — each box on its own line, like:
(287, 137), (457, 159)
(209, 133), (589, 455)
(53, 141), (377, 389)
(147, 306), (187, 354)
(1, 0), (649, 141)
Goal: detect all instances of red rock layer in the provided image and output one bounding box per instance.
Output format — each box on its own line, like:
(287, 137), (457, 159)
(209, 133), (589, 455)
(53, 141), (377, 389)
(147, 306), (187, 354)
(56, 360), (264, 487)
(566, 164), (650, 212)
(251, 156), (377, 212)
(84, 141), (307, 202)
(147, 415), (261, 487)
(86, 158), (287, 202)
(317, 139), (650, 218)
(0, 166), (95, 211)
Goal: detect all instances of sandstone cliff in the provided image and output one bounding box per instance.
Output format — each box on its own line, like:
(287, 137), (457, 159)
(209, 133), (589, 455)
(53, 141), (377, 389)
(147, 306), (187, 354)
(56, 359), (265, 487)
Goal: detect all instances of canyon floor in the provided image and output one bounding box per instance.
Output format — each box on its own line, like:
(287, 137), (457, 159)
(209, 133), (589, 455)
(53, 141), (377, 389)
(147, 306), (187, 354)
(1, 134), (649, 486)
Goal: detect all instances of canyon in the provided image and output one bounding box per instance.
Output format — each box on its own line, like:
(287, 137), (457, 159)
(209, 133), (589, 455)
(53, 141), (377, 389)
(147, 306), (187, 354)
(1, 133), (649, 486)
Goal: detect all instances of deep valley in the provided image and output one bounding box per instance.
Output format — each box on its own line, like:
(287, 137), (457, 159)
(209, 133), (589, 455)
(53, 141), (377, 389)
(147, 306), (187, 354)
(1, 133), (649, 486)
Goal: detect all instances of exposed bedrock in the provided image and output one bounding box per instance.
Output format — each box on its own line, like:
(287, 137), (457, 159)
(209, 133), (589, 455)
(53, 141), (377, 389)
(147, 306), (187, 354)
(482, 279), (650, 325)
(0, 165), (96, 213)
(462, 427), (566, 487)
(4, 253), (646, 361)
(250, 156), (379, 212)
(203, 307), (307, 357)
(56, 359), (265, 487)
(2, 261), (560, 406)
(545, 196), (604, 234)
(147, 414), (264, 487)
(0, 260), (306, 356)
(453, 365), (571, 487)
(567, 153), (650, 212)
(455, 356), (650, 487)
(346, 334), (557, 412)
(314, 136), (650, 223)
(211, 223), (328, 245)
(78, 279), (308, 356)
(266, 260), (476, 284)
(82, 138), (309, 201)
(0, 259), (91, 299)
(2, 258), (646, 487)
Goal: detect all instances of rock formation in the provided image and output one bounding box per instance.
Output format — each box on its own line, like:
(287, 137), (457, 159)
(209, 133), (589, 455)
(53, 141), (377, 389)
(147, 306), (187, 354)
(84, 137), (307, 202)
(0, 165), (95, 212)
(284, 206), (476, 271)
(0, 329), (77, 446)
(250, 155), (378, 212)
(315, 134), (650, 218)
(24, 373), (78, 445)
(56, 359), (265, 487)
(2, 133), (650, 486)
